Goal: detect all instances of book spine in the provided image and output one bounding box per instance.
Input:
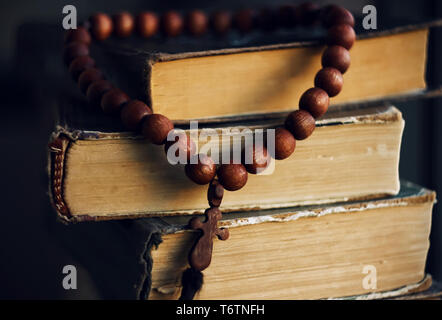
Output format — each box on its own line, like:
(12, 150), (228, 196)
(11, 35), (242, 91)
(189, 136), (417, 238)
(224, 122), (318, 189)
(47, 127), (136, 223)
(48, 128), (100, 223)
(48, 131), (71, 222)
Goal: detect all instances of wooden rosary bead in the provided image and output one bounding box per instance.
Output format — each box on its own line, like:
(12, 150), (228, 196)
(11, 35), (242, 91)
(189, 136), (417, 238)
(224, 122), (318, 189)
(78, 68), (104, 94)
(63, 41), (89, 65)
(285, 110), (316, 140)
(234, 9), (255, 33)
(142, 114), (174, 145)
(327, 24), (356, 50)
(321, 45), (351, 74)
(165, 132), (196, 162)
(323, 6), (355, 28)
(243, 144), (271, 174)
(161, 11), (183, 37)
(295, 2), (320, 26)
(218, 164), (248, 191)
(136, 12), (159, 38)
(113, 12), (135, 38)
(64, 27), (91, 45)
(210, 10), (232, 35)
(90, 13), (113, 41)
(186, 10), (208, 36)
(299, 87), (330, 118)
(68, 55), (95, 80)
(86, 80), (113, 107)
(278, 5), (296, 28)
(273, 128), (296, 160)
(185, 154), (217, 185)
(120, 99), (152, 130)
(207, 179), (224, 207)
(257, 8), (277, 31)
(100, 88), (130, 114)
(314, 67), (344, 97)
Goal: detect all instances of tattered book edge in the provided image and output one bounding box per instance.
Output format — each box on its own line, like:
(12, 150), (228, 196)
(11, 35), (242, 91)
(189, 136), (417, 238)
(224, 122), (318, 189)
(147, 19), (442, 62)
(157, 182), (436, 234)
(151, 274), (437, 300)
(53, 105), (402, 142)
(328, 274), (433, 300)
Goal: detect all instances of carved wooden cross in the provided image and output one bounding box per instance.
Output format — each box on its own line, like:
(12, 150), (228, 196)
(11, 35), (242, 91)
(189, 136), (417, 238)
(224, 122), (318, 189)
(188, 180), (229, 271)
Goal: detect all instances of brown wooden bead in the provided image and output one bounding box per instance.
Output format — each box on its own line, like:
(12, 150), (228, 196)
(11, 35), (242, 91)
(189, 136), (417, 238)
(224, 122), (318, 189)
(90, 13), (113, 41)
(165, 132), (196, 162)
(321, 45), (351, 74)
(218, 163), (248, 191)
(142, 114), (174, 145)
(207, 179), (224, 207)
(64, 27), (91, 45)
(185, 154), (216, 185)
(257, 8), (277, 31)
(101, 88), (129, 114)
(294, 2), (320, 26)
(314, 67), (344, 97)
(327, 24), (356, 50)
(210, 10), (231, 35)
(299, 87), (330, 118)
(234, 9), (255, 33)
(285, 110), (316, 140)
(63, 42), (89, 65)
(186, 10), (208, 36)
(113, 12), (135, 38)
(243, 144), (271, 174)
(161, 11), (183, 37)
(78, 68), (104, 94)
(68, 56), (95, 80)
(273, 128), (296, 160)
(323, 6), (355, 28)
(120, 99), (152, 130)
(137, 12), (159, 38)
(278, 5), (296, 28)
(86, 80), (113, 107)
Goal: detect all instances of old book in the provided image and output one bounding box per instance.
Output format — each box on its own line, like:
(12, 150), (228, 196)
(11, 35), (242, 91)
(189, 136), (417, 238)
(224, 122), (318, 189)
(147, 181), (435, 300)
(49, 104), (404, 222)
(93, 20), (442, 122)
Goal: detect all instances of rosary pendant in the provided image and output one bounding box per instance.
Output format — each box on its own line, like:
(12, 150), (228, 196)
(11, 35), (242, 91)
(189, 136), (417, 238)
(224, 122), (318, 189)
(188, 179), (229, 271)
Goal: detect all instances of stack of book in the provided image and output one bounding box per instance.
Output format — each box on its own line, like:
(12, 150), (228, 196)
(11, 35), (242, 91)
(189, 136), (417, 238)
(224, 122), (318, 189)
(49, 17), (442, 299)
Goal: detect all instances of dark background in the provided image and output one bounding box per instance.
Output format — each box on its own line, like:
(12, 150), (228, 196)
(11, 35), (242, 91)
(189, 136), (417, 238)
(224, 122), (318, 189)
(0, 0), (441, 299)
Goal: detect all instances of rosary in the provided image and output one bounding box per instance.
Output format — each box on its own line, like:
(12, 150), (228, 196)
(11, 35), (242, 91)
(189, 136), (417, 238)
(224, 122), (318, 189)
(62, 3), (355, 299)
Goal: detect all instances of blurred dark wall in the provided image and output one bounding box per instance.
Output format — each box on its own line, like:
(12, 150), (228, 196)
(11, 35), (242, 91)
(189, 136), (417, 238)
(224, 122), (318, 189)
(0, 0), (441, 299)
